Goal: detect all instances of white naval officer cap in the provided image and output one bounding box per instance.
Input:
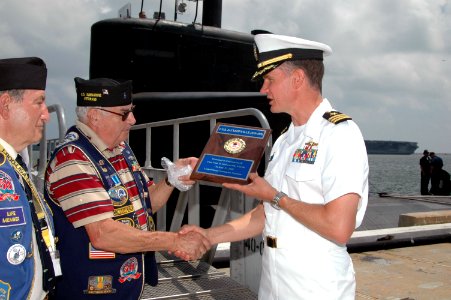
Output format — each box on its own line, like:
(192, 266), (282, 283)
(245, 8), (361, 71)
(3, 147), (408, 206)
(252, 33), (332, 81)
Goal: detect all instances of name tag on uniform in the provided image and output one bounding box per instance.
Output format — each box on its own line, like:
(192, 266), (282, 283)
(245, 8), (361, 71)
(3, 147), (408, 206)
(0, 207), (26, 227)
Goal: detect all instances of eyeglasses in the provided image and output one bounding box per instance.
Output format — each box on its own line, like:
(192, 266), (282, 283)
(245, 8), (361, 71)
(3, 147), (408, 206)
(97, 105), (135, 121)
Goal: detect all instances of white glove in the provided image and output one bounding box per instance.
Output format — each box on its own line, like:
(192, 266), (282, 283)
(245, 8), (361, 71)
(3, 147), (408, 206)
(161, 157), (193, 192)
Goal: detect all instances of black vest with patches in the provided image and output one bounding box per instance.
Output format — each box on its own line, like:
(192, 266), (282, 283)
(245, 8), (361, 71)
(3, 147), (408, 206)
(45, 126), (157, 300)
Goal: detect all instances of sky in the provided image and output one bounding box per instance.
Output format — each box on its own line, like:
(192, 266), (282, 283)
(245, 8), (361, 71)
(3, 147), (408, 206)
(1, 0), (450, 153)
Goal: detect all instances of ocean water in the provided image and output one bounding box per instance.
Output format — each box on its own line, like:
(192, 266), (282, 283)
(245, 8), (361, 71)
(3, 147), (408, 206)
(368, 153), (451, 196)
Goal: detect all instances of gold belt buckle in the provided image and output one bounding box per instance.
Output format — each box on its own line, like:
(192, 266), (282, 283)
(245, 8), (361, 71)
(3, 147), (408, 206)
(266, 236), (277, 248)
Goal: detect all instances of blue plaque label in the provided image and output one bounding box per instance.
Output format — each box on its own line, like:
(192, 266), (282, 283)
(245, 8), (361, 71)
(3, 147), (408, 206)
(197, 154), (254, 180)
(217, 125), (266, 139)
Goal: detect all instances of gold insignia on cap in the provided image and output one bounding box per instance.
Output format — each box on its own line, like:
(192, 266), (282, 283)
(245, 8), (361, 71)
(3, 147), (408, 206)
(258, 53), (293, 68)
(252, 64), (278, 80)
(323, 111), (352, 124)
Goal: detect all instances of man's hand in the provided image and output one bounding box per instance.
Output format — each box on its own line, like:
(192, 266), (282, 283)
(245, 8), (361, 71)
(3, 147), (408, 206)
(223, 173), (277, 203)
(178, 224), (208, 238)
(172, 225), (209, 260)
(174, 157), (198, 185)
(171, 230), (210, 261)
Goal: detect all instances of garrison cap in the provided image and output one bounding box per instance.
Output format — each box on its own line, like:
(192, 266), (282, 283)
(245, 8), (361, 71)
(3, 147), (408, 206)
(74, 77), (132, 107)
(0, 57), (47, 91)
(252, 34), (332, 81)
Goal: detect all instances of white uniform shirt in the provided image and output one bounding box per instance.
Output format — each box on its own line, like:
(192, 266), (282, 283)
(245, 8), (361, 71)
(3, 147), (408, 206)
(259, 99), (369, 300)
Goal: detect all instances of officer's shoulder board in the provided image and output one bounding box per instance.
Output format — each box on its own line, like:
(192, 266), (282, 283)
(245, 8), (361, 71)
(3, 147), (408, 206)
(323, 111), (352, 125)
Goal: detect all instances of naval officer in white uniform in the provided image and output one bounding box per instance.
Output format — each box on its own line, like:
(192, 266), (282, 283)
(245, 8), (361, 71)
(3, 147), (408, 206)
(180, 33), (369, 299)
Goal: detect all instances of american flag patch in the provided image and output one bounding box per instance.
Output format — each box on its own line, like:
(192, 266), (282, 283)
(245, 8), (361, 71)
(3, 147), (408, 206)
(89, 243), (116, 259)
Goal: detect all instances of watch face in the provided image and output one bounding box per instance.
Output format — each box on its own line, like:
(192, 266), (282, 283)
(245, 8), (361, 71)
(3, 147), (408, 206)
(270, 200), (281, 210)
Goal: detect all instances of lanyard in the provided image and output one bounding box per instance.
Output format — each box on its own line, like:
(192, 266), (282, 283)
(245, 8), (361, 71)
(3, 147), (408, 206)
(0, 145), (55, 252)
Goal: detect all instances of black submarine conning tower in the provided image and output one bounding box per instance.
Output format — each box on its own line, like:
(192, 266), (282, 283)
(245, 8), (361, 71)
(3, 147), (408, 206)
(202, 0), (222, 27)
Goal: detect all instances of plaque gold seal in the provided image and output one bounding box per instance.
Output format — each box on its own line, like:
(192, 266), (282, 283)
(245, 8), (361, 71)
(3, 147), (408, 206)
(224, 138), (246, 154)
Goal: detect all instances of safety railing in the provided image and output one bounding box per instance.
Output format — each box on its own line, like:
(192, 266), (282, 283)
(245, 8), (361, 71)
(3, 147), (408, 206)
(30, 104), (67, 192)
(130, 108), (272, 250)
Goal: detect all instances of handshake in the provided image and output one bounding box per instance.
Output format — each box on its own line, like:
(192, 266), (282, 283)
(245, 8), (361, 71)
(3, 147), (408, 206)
(169, 225), (211, 261)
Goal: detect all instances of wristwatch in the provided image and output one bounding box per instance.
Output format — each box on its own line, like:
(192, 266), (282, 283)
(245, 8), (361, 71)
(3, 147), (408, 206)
(164, 176), (173, 187)
(271, 191), (287, 210)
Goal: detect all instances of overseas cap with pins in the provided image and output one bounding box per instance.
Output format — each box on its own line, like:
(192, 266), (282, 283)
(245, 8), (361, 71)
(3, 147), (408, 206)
(252, 34), (332, 81)
(74, 77), (133, 107)
(0, 57), (47, 91)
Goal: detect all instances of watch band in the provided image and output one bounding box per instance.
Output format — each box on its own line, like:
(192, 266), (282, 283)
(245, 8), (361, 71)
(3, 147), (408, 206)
(271, 191), (287, 210)
(165, 176), (173, 187)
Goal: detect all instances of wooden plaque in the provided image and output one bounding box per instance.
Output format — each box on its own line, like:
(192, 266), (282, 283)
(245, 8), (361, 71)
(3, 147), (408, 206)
(190, 123), (272, 184)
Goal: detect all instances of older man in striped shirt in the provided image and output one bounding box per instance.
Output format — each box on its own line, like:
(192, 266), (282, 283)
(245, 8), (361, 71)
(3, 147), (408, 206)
(44, 77), (210, 300)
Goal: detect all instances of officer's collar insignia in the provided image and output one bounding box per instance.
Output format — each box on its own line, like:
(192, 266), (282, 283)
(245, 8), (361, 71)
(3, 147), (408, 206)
(292, 141), (318, 164)
(323, 111), (352, 124)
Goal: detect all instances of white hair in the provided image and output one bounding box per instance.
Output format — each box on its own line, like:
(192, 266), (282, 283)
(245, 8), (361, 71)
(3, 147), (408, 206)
(76, 106), (107, 124)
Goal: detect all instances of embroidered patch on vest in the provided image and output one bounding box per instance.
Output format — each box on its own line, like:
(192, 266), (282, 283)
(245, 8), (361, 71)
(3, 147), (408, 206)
(0, 280), (11, 300)
(0, 207), (25, 227)
(108, 186), (128, 207)
(127, 155), (141, 172)
(84, 275), (116, 294)
(118, 257), (142, 283)
(89, 243), (115, 259)
(0, 171), (19, 202)
(10, 230), (23, 242)
(57, 131), (79, 147)
(323, 111), (352, 124)
(292, 141), (319, 164)
(6, 244), (26, 265)
(113, 205), (134, 218)
(117, 217), (135, 228)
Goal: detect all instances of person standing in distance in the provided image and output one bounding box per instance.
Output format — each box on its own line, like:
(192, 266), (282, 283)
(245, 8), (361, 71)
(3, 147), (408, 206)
(180, 33), (369, 299)
(0, 57), (61, 300)
(429, 151), (444, 195)
(44, 77), (210, 300)
(419, 149), (431, 195)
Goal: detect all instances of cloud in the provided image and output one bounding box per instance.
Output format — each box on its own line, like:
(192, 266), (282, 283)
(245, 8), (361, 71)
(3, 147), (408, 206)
(1, 0), (450, 152)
